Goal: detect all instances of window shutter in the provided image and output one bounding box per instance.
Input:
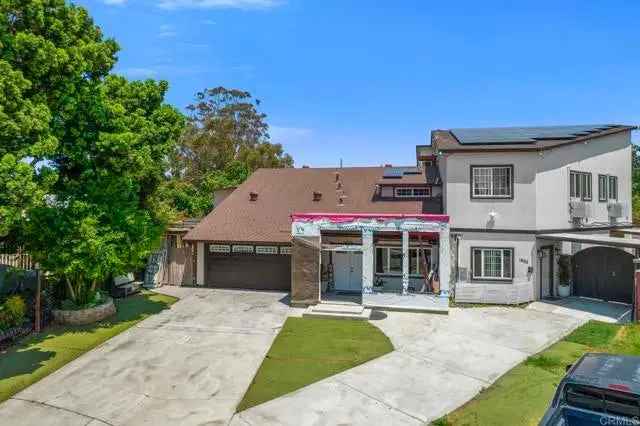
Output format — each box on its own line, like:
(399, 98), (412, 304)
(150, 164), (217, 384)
(473, 249), (482, 277)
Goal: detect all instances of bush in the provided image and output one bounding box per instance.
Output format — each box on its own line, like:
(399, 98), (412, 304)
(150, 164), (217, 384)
(0, 295), (27, 331)
(60, 290), (108, 311)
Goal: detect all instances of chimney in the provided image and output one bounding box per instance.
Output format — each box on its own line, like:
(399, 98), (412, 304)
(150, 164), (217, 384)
(249, 191), (258, 201)
(312, 191), (322, 201)
(302, 165), (310, 168)
(384, 164), (392, 167)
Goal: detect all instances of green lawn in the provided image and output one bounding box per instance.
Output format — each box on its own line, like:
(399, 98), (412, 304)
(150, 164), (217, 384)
(0, 291), (178, 403)
(237, 317), (394, 412)
(434, 320), (640, 426)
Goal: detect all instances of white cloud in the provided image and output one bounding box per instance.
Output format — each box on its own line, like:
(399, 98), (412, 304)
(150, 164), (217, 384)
(158, 0), (282, 10)
(119, 67), (158, 78)
(270, 126), (312, 144)
(102, 0), (126, 5)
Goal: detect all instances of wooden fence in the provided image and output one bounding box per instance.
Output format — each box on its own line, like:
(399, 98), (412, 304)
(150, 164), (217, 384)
(0, 252), (36, 270)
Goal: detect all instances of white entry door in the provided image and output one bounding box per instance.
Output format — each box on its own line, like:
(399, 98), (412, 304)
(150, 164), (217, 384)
(333, 252), (363, 292)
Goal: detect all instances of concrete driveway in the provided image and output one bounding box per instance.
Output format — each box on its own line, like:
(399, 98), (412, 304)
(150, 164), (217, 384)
(0, 287), (290, 426)
(233, 306), (585, 426)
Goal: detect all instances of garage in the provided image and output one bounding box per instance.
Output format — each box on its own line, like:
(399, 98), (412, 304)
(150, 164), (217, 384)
(205, 243), (291, 290)
(573, 246), (633, 304)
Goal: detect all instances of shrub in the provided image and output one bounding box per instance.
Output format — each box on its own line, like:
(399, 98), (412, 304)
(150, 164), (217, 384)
(0, 295), (27, 331)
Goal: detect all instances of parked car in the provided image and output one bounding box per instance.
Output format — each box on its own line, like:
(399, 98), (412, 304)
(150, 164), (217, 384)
(540, 353), (640, 425)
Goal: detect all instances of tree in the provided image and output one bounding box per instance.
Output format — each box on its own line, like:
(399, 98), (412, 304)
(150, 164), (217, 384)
(1, 1), (185, 305)
(166, 87), (293, 217)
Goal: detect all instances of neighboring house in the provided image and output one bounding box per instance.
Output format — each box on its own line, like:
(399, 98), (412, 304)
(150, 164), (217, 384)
(184, 124), (637, 310)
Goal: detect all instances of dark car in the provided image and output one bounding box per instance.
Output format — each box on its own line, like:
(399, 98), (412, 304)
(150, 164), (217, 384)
(540, 353), (640, 426)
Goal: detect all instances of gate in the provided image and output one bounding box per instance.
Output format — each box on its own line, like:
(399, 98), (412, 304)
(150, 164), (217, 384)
(162, 245), (194, 286)
(573, 246), (633, 304)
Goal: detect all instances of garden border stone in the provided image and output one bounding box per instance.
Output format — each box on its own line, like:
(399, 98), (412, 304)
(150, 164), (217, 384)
(52, 298), (116, 325)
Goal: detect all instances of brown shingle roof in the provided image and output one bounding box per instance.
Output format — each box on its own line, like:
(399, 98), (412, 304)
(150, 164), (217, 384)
(184, 167), (434, 243)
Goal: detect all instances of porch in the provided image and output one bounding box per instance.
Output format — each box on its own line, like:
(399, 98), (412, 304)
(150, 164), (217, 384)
(290, 212), (451, 313)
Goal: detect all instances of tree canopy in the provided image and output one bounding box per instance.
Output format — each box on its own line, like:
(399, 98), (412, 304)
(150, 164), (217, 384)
(165, 87), (293, 217)
(0, 0), (184, 304)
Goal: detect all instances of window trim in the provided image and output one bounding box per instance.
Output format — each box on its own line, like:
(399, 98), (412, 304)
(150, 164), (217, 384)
(255, 245), (278, 255)
(470, 247), (514, 282)
(470, 165), (514, 200)
(608, 175), (618, 201)
(569, 170), (592, 201)
(394, 186), (432, 198)
(598, 174), (608, 202)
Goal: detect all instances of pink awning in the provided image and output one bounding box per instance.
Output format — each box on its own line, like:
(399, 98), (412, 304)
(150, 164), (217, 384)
(291, 212), (449, 223)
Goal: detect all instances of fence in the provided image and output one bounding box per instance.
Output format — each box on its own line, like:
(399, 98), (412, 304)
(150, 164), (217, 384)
(0, 252), (36, 270)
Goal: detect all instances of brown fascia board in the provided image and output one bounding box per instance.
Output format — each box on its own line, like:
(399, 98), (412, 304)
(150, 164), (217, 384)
(433, 125), (637, 154)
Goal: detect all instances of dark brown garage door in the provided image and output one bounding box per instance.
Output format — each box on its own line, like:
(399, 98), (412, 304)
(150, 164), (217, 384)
(573, 246), (633, 304)
(206, 249), (291, 290)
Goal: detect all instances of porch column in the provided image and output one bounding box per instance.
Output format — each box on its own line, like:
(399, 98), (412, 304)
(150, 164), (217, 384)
(402, 230), (409, 295)
(439, 226), (450, 297)
(362, 229), (374, 294)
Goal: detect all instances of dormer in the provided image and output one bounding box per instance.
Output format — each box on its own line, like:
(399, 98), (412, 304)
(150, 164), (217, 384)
(376, 164), (441, 200)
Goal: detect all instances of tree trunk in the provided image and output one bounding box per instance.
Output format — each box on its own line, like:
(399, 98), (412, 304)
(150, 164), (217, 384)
(65, 276), (76, 302)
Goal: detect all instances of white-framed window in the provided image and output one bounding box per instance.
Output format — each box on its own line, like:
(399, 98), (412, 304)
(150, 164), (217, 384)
(570, 171), (592, 200)
(394, 187), (431, 198)
(598, 174), (608, 202)
(608, 175), (618, 200)
(209, 244), (231, 253)
(471, 166), (513, 199)
(375, 246), (430, 275)
(280, 246), (292, 255)
(256, 246), (278, 255)
(232, 245), (254, 254)
(472, 248), (513, 280)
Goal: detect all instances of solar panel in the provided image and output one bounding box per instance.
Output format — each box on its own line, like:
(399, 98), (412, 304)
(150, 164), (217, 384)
(382, 166), (422, 178)
(451, 124), (618, 145)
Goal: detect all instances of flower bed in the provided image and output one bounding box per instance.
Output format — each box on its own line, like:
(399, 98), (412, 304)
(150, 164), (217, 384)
(0, 324), (32, 345)
(52, 297), (116, 325)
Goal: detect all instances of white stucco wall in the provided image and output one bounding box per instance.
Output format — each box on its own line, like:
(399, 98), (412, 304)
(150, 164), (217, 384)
(442, 130), (632, 231)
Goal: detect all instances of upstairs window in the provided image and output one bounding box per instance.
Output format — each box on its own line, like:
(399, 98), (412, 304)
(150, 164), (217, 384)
(570, 171), (592, 201)
(598, 174), (608, 202)
(471, 166), (513, 199)
(608, 175), (618, 200)
(472, 248), (513, 280)
(394, 187), (431, 198)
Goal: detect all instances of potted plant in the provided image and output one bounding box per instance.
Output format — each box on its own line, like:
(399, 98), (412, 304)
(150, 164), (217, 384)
(557, 254), (572, 297)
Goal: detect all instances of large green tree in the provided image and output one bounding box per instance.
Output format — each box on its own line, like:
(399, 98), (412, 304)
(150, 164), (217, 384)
(165, 87), (293, 217)
(1, 0), (184, 304)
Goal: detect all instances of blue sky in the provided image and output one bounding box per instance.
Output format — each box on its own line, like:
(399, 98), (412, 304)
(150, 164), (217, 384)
(79, 0), (639, 167)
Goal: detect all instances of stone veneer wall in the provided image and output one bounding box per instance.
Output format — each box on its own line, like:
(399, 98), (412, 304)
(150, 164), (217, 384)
(291, 236), (320, 306)
(52, 298), (116, 325)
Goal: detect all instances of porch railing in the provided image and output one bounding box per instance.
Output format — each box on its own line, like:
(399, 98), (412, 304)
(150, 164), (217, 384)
(0, 252), (37, 270)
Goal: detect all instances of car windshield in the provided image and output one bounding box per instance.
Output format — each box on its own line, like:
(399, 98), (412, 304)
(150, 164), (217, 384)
(565, 384), (640, 418)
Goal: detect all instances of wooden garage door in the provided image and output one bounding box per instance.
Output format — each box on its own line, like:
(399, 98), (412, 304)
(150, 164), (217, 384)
(573, 246), (633, 304)
(206, 250), (291, 290)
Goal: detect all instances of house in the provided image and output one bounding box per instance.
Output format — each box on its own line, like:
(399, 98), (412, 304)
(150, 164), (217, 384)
(184, 124), (637, 311)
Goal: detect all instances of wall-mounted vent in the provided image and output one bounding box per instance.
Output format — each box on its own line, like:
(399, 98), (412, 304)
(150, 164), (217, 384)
(608, 202), (623, 218)
(313, 191), (322, 201)
(249, 191), (258, 201)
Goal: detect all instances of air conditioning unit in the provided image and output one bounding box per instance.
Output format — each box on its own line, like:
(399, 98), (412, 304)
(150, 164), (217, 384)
(569, 201), (588, 218)
(608, 202), (623, 218)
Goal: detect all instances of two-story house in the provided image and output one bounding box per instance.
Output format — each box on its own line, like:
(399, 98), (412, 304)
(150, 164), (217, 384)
(184, 124), (636, 311)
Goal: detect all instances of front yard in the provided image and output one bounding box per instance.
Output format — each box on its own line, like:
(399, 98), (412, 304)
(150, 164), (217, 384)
(435, 320), (640, 426)
(237, 317), (393, 412)
(0, 291), (177, 403)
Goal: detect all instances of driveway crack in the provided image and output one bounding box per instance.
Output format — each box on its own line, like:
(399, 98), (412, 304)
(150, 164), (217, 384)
(11, 397), (114, 426)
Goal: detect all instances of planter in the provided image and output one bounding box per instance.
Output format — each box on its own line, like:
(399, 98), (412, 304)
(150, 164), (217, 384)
(558, 283), (571, 298)
(52, 298), (116, 326)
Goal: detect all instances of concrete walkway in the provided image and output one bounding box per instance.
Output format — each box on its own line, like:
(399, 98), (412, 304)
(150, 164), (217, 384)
(233, 306), (585, 426)
(0, 288), (290, 426)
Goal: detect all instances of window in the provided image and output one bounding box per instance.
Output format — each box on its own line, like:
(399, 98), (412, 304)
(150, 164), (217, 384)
(608, 175), (618, 200)
(375, 247), (429, 275)
(472, 248), (513, 280)
(394, 187), (431, 198)
(570, 171), (592, 200)
(256, 246), (278, 255)
(232, 245), (254, 253)
(471, 166), (513, 199)
(598, 174), (608, 202)
(280, 246), (291, 255)
(209, 244), (230, 253)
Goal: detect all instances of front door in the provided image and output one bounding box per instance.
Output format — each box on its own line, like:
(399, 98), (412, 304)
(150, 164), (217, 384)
(333, 251), (362, 293)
